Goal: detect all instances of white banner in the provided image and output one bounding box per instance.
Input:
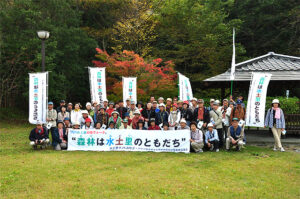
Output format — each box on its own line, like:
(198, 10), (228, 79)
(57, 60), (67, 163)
(89, 67), (107, 104)
(122, 77), (137, 104)
(28, 72), (48, 124)
(178, 73), (193, 101)
(246, 73), (272, 127)
(230, 28), (236, 80)
(68, 129), (190, 153)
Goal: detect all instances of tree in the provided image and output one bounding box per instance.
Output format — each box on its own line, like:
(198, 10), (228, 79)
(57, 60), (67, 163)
(92, 48), (177, 102)
(0, 0), (97, 108)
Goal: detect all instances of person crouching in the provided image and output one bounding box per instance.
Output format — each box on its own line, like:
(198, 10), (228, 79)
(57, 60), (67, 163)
(190, 121), (204, 153)
(29, 121), (49, 150)
(205, 123), (220, 152)
(226, 118), (244, 151)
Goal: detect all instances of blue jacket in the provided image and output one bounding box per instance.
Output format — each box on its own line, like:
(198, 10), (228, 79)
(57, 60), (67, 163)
(155, 111), (169, 125)
(52, 128), (67, 147)
(265, 108), (285, 129)
(205, 129), (219, 144)
(29, 127), (48, 141)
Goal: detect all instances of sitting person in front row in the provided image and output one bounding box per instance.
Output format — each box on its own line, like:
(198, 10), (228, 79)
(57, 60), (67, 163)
(177, 119), (190, 130)
(205, 123), (220, 152)
(29, 122), (49, 150)
(107, 121), (115, 130)
(119, 119), (132, 129)
(162, 123), (169, 131)
(226, 118), (244, 151)
(190, 121), (204, 153)
(148, 118), (160, 130)
(81, 118), (94, 130)
(136, 119), (147, 130)
(72, 121), (81, 129)
(52, 120), (68, 150)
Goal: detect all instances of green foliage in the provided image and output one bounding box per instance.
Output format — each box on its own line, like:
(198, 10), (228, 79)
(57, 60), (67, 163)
(266, 97), (300, 114)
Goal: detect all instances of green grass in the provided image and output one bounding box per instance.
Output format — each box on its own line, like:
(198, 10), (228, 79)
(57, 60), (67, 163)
(0, 122), (299, 199)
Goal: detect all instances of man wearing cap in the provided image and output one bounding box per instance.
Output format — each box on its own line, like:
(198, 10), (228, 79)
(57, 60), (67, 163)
(47, 101), (57, 139)
(95, 105), (109, 127)
(193, 99), (210, 130)
(158, 97), (164, 105)
(86, 102), (95, 118)
(29, 122), (49, 149)
(205, 123), (219, 152)
(80, 110), (94, 127)
(128, 101), (139, 119)
(207, 99), (215, 111)
(52, 120), (68, 150)
(155, 103), (169, 126)
(209, 101), (223, 148)
(131, 110), (144, 129)
(180, 101), (193, 126)
(230, 99), (246, 125)
(81, 118), (94, 130)
(117, 100), (128, 119)
(108, 111), (122, 129)
(67, 102), (73, 113)
(177, 118), (190, 130)
(56, 100), (66, 113)
(221, 99), (232, 140)
(190, 98), (198, 112)
(119, 119), (132, 129)
(226, 118), (244, 151)
(165, 98), (173, 113)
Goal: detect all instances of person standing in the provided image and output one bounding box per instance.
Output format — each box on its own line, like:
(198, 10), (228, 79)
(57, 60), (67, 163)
(71, 103), (82, 124)
(180, 101), (193, 126)
(57, 106), (70, 121)
(209, 101), (223, 148)
(221, 99), (232, 140)
(142, 103), (155, 128)
(47, 101), (57, 140)
(264, 99), (286, 152)
(117, 100), (128, 119)
(155, 103), (169, 126)
(193, 99), (210, 130)
(56, 100), (66, 113)
(168, 104), (181, 130)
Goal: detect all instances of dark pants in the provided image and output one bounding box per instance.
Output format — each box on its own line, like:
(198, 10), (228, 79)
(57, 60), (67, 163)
(217, 128), (223, 148)
(205, 140), (219, 150)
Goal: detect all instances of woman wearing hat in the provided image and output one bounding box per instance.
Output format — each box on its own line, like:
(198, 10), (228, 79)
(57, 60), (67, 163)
(108, 111), (122, 129)
(81, 118), (94, 130)
(264, 99), (286, 152)
(136, 119), (147, 130)
(52, 120), (67, 150)
(119, 119), (132, 129)
(131, 110), (144, 129)
(180, 101), (193, 127)
(148, 118), (160, 130)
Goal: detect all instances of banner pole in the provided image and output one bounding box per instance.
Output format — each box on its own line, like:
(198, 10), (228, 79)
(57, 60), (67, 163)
(230, 80), (233, 96)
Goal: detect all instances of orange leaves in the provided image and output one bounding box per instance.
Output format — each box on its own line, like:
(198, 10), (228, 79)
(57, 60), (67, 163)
(92, 48), (177, 101)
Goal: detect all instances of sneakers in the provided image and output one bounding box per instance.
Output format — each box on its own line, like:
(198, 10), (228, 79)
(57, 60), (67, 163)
(199, 149), (203, 153)
(273, 147), (277, 151)
(280, 147), (285, 152)
(210, 144), (214, 151)
(216, 149), (219, 152)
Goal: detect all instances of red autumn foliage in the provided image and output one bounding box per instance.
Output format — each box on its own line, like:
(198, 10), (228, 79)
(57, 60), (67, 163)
(93, 48), (178, 102)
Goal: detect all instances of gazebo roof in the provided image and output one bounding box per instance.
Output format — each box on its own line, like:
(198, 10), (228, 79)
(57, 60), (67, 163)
(204, 52), (300, 81)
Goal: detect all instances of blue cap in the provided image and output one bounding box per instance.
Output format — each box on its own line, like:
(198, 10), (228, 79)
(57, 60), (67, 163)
(236, 99), (243, 104)
(48, 101), (53, 105)
(63, 117), (70, 121)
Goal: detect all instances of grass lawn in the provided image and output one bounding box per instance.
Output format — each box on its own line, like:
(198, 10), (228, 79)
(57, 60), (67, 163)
(0, 122), (299, 199)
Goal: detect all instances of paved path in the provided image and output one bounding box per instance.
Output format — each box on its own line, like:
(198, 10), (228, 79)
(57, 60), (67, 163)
(245, 130), (300, 152)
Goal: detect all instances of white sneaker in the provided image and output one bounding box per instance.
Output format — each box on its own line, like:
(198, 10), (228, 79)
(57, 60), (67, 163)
(199, 149), (203, 153)
(273, 147), (277, 151)
(216, 149), (219, 152)
(280, 147), (285, 152)
(210, 144), (214, 151)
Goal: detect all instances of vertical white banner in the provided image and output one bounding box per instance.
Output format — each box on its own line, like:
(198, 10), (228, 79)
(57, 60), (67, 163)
(29, 72), (48, 124)
(89, 67), (107, 104)
(122, 77), (137, 104)
(178, 73), (193, 101)
(246, 73), (272, 127)
(230, 28), (236, 80)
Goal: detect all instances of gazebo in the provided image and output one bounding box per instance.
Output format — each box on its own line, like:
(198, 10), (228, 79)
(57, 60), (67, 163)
(203, 52), (300, 98)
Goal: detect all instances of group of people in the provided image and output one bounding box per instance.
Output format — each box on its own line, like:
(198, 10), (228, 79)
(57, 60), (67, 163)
(29, 96), (286, 152)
